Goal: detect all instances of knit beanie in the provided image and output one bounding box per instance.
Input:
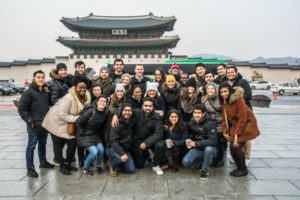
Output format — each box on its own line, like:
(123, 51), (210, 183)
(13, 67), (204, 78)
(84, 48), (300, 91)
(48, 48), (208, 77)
(186, 78), (197, 89)
(56, 63), (67, 71)
(115, 83), (125, 93)
(145, 82), (159, 96)
(100, 66), (110, 74)
(166, 75), (176, 83)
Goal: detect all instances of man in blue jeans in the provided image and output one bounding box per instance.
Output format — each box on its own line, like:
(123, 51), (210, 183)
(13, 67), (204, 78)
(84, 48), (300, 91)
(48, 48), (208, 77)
(182, 104), (218, 179)
(18, 70), (54, 178)
(106, 103), (136, 176)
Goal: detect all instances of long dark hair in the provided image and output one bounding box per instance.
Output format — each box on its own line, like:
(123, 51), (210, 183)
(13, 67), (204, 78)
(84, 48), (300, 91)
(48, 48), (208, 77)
(218, 82), (233, 104)
(154, 67), (166, 83)
(165, 109), (183, 128)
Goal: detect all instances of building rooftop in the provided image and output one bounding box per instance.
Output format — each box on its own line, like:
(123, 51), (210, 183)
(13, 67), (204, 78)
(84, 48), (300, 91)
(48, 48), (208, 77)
(0, 58), (55, 68)
(57, 36), (180, 48)
(61, 13), (176, 32)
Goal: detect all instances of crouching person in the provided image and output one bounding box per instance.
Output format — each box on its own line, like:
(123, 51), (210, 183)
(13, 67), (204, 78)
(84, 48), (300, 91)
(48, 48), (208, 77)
(131, 97), (165, 175)
(18, 70), (54, 178)
(75, 95), (109, 175)
(106, 103), (136, 177)
(182, 104), (218, 179)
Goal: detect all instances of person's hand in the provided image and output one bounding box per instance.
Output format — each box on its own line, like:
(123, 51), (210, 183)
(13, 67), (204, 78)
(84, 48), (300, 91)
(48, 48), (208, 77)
(111, 115), (119, 128)
(223, 132), (231, 141)
(186, 140), (196, 148)
(139, 143), (147, 150)
(120, 154), (129, 162)
(233, 135), (239, 148)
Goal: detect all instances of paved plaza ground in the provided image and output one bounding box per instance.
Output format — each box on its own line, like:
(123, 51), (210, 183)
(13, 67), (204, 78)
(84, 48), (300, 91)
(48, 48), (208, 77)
(0, 92), (300, 199)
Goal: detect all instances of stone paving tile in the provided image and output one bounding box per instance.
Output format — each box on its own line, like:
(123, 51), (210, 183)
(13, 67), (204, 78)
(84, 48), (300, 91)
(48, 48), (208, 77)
(0, 169), (27, 181)
(229, 180), (300, 195)
(0, 180), (47, 197)
(274, 196), (300, 200)
(250, 151), (280, 158)
(250, 168), (300, 180)
(204, 196), (275, 200)
(272, 151), (300, 158)
(282, 145), (300, 151)
(251, 145), (288, 151)
(168, 179), (235, 197)
(0, 159), (24, 169)
(262, 158), (300, 168)
(1, 145), (27, 151)
(64, 195), (101, 200)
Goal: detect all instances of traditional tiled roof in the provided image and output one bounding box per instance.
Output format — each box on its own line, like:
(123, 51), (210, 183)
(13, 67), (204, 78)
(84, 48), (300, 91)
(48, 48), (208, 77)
(57, 36), (180, 48)
(61, 13), (176, 32)
(0, 58), (55, 68)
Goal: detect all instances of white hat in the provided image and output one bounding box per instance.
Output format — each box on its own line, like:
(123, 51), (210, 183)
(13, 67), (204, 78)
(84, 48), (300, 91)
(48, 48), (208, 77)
(115, 84), (125, 93)
(145, 82), (160, 97)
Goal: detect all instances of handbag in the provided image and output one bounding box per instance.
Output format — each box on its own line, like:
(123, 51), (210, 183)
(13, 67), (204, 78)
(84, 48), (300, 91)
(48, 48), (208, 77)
(67, 122), (76, 136)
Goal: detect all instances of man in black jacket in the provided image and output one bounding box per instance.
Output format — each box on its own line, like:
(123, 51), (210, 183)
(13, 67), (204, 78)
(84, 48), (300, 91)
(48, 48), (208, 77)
(131, 97), (165, 175)
(110, 58), (126, 83)
(106, 103), (135, 177)
(182, 104), (217, 179)
(18, 70), (54, 178)
(131, 64), (150, 95)
(214, 63), (228, 85)
(226, 66), (252, 109)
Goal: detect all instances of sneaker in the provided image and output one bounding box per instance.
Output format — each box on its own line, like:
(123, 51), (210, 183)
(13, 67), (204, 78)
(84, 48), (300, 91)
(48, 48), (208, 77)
(245, 159), (251, 166)
(39, 161), (55, 169)
(53, 159), (60, 166)
(229, 168), (239, 176)
(60, 166), (71, 176)
(229, 158), (235, 164)
(27, 169), (39, 178)
(67, 165), (78, 171)
(199, 170), (209, 180)
(96, 166), (103, 174)
(109, 165), (118, 177)
(152, 166), (164, 176)
(83, 168), (94, 176)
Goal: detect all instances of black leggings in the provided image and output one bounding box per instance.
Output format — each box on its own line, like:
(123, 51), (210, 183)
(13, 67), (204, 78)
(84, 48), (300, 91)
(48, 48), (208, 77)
(51, 134), (77, 167)
(230, 142), (245, 159)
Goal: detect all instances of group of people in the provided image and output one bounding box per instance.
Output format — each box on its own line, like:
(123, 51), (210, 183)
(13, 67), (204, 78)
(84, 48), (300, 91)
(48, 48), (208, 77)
(18, 58), (260, 180)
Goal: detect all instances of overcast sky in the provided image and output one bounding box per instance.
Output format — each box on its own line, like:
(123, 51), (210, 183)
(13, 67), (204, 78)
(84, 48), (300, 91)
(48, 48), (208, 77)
(0, 0), (299, 61)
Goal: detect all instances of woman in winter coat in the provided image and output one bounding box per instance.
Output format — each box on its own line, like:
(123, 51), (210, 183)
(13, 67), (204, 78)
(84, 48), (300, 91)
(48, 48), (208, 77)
(219, 82), (260, 177)
(42, 75), (91, 175)
(162, 109), (188, 172)
(90, 84), (102, 103)
(161, 75), (181, 112)
(179, 78), (200, 122)
(109, 84), (127, 128)
(201, 82), (224, 167)
(153, 67), (166, 93)
(126, 86), (143, 109)
(118, 73), (132, 98)
(75, 95), (110, 175)
(144, 82), (167, 119)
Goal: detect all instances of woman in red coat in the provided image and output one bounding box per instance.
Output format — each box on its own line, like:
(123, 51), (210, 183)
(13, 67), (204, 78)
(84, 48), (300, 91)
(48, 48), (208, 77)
(219, 82), (260, 177)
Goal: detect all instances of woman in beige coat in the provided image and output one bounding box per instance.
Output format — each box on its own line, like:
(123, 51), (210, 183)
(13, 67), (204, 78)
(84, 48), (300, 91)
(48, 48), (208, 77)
(43, 75), (91, 175)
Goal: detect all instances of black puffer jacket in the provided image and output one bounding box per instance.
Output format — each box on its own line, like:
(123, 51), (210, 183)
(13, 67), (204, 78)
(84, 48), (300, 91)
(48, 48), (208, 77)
(133, 109), (163, 148)
(48, 69), (72, 106)
(18, 83), (50, 134)
(109, 117), (135, 156)
(163, 123), (188, 146)
(214, 75), (227, 85)
(75, 102), (109, 148)
(161, 83), (181, 111)
(126, 96), (142, 109)
(131, 76), (150, 95)
(231, 73), (252, 109)
(187, 115), (217, 150)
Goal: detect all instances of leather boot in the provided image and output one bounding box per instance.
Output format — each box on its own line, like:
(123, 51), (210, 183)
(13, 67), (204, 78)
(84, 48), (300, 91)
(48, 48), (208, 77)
(231, 157), (248, 177)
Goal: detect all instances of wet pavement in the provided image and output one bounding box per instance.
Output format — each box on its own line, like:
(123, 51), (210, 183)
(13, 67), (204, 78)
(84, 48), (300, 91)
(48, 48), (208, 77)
(0, 94), (300, 199)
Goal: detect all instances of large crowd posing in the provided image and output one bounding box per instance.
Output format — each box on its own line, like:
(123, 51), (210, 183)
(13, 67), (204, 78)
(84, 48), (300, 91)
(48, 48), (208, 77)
(18, 59), (260, 180)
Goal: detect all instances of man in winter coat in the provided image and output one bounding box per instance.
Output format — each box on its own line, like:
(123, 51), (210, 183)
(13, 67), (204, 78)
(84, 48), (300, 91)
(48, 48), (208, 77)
(18, 70), (54, 178)
(182, 104), (218, 179)
(131, 97), (165, 175)
(110, 58), (126, 83)
(92, 66), (115, 97)
(131, 64), (150, 95)
(106, 103), (136, 177)
(214, 63), (228, 85)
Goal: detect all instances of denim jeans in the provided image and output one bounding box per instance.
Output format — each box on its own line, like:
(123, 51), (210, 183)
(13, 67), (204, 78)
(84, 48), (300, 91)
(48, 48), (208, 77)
(84, 143), (104, 169)
(26, 132), (48, 169)
(106, 148), (135, 173)
(182, 146), (217, 172)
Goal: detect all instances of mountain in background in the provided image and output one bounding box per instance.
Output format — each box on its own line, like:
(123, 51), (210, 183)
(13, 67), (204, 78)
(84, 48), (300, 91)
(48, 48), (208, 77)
(190, 53), (238, 61)
(250, 57), (300, 65)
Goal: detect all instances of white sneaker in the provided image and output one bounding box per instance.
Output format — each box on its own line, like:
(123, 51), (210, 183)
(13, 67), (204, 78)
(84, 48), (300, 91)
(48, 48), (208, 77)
(229, 158), (235, 164)
(152, 166), (164, 175)
(246, 159), (251, 166)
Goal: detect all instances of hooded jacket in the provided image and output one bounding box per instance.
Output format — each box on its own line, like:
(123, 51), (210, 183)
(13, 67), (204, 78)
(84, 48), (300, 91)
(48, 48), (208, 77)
(18, 82), (50, 134)
(48, 69), (72, 106)
(75, 102), (109, 148)
(221, 87), (260, 142)
(161, 82), (181, 111)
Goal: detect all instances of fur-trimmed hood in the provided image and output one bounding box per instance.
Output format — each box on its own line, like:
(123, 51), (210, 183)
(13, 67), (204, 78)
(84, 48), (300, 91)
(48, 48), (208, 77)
(49, 69), (63, 81)
(229, 86), (244, 104)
